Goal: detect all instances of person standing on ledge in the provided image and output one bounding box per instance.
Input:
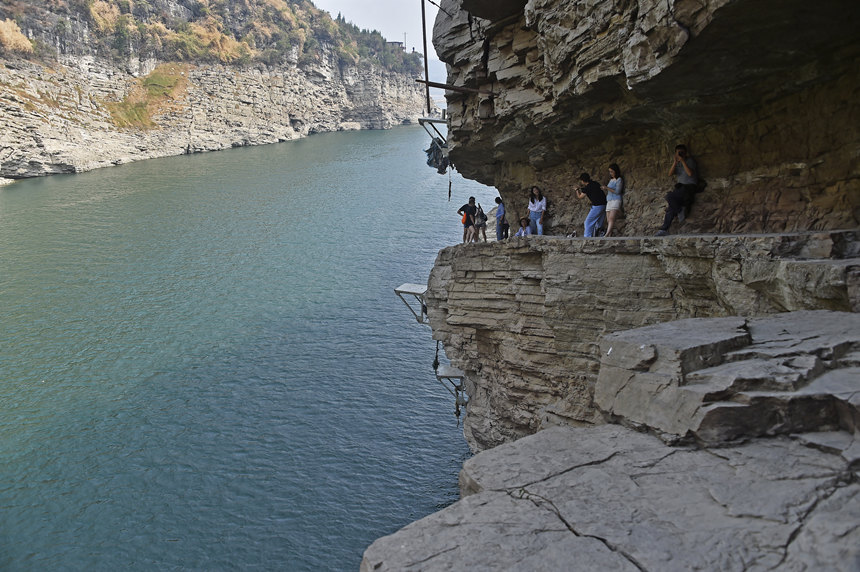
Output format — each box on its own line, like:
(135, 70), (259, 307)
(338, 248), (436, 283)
(656, 144), (698, 236)
(474, 203), (488, 242)
(601, 163), (624, 237)
(576, 173), (607, 238)
(527, 186), (546, 235)
(495, 197), (509, 240)
(457, 196), (477, 243)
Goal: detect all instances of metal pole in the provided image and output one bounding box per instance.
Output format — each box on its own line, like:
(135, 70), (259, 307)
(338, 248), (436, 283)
(421, 0), (431, 115)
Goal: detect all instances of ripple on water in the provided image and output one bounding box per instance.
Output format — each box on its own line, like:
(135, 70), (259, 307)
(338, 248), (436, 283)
(0, 127), (497, 571)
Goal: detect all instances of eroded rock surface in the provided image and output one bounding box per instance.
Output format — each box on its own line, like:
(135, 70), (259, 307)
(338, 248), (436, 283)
(362, 424), (860, 571)
(0, 53), (425, 178)
(596, 311), (860, 445)
(432, 0), (860, 235)
(427, 231), (859, 452)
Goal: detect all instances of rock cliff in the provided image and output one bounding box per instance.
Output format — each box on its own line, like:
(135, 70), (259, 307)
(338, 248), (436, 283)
(428, 231), (859, 452)
(363, 311), (860, 571)
(432, 0), (860, 235)
(0, 1), (428, 178)
(361, 2), (860, 567)
(0, 54), (425, 178)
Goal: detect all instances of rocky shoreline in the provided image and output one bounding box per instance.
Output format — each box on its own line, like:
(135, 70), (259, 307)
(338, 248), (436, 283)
(0, 51), (428, 180)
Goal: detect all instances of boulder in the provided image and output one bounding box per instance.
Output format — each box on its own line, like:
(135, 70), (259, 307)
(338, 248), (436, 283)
(595, 311), (860, 444)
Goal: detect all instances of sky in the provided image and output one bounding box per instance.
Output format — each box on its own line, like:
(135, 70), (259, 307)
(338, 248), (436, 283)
(312, 0), (447, 85)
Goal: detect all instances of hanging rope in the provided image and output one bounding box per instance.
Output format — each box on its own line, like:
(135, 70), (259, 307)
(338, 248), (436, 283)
(433, 340), (440, 371)
(448, 169), (452, 201)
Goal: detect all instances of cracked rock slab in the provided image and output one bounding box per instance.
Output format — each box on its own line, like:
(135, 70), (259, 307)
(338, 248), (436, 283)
(595, 311), (860, 443)
(360, 489), (639, 572)
(362, 425), (859, 571)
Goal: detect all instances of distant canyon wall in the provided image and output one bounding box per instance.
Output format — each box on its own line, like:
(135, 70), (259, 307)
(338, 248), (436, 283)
(0, 53), (426, 178)
(432, 0), (860, 235)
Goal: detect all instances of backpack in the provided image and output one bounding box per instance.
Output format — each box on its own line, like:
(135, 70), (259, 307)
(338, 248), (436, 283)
(475, 205), (487, 225)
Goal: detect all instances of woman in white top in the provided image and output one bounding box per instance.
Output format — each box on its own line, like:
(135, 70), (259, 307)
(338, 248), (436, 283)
(514, 217), (532, 237)
(527, 186), (546, 235)
(600, 163), (624, 237)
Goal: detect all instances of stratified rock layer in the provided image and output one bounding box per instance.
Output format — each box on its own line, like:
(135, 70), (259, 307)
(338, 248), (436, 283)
(432, 0), (860, 235)
(0, 53), (425, 178)
(362, 424), (860, 572)
(427, 231), (859, 452)
(596, 311), (860, 445)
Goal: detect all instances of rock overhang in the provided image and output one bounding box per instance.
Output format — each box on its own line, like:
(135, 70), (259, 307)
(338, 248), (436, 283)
(432, 0), (860, 235)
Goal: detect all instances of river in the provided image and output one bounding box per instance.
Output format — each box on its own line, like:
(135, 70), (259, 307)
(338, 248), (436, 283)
(0, 126), (497, 570)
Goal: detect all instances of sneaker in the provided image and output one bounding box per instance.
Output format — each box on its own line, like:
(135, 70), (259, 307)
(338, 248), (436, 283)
(655, 230), (668, 236)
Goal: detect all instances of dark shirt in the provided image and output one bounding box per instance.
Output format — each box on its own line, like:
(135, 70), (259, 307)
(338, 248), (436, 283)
(581, 181), (607, 206)
(459, 204), (477, 226)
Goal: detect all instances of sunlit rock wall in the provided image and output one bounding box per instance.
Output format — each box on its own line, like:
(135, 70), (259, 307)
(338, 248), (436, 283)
(0, 53), (425, 178)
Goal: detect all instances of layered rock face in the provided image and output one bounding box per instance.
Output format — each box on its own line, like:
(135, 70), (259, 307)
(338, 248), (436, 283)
(364, 312), (859, 571)
(596, 311), (860, 445)
(0, 52), (425, 178)
(361, 3), (860, 567)
(432, 0), (860, 235)
(427, 231), (859, 452)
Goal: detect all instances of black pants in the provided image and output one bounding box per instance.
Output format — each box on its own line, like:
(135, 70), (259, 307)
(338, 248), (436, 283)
(661, 184), (698, 231)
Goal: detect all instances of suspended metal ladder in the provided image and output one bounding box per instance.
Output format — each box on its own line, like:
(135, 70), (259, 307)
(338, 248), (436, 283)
(398, 1), (468, 419)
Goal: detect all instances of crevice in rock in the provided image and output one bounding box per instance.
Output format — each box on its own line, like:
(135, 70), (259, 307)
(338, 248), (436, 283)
(408, 545), (458, 566)
(510, 451), (619, 490)
(775, 472), (856, 567)
(514, 488), (649, 572)
(630, 448), (681, 470)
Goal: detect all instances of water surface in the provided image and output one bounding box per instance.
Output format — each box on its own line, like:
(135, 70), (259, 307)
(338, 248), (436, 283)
(0, 127), (497, 570)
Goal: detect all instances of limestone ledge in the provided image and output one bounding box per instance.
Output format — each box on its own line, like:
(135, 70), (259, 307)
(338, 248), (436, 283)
(0, 51), (427, 179)
(426, 231), (860, 452)
(596, 311), (860, 445)
(362, 423), (860, 571)
(363, 310), (860, 571)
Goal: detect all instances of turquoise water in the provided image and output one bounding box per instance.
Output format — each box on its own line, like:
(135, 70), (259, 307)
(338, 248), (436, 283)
(0, 127), (497, 570)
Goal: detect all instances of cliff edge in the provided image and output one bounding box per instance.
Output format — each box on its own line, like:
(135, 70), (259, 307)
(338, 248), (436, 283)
(428, 231), (859, 452)
(363, 2), (860, 567)
(364, 311), (860, 570)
